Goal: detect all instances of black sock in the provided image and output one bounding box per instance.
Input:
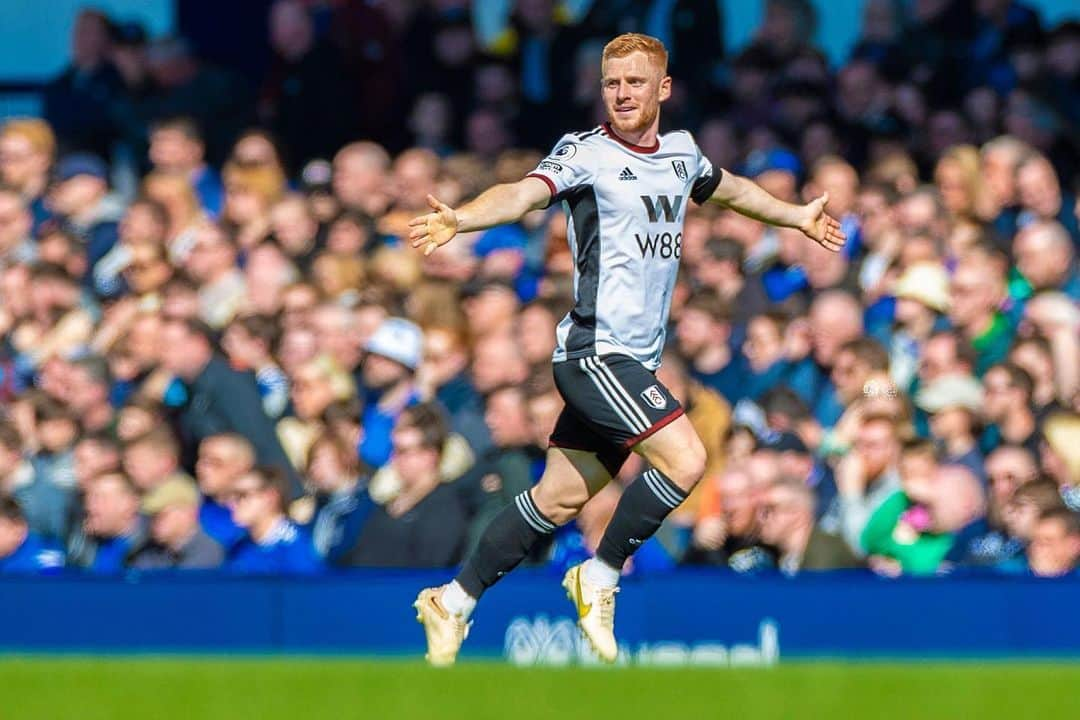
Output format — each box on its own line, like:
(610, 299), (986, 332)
(596, 468), (687, 571)
(456, 490), (556, 598)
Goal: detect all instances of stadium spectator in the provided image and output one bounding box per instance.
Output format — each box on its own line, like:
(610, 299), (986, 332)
(122, 427), (191, 493)
(458, 384), (542, 553)
(971, 444), (1041, 567)
(159, 317), (297, 492)
(980, 363), (1040, 455)
(42, 9), (121, 159)
(49, 153), (122, 277)
(222, 314), (290, 420)
(1012, 221), (1080, 299)
(22, 396), (78, 540)
(0, 119), (55, 230)
(194, 434), (254, 551)
(758, 479), (862, 574)
(67, 473), (145, 574)
(0, 188), (37, 272)
(148, 117), (223, 216)
(950, 249), (1014, 375)
(359, 317), (424, 468)
(260, 0), (355, 173)
(827, 412), (903, 554)
(1001, 478), (1067, 570)
(1041, 413), (1080, 497)
(419, 324), (491, 455)
(684, 464), (774, 571)
(675, 290), (747, 404)
(226, 466), (322, 575)
(128, 477), (224, 570)
(332, 141), (392, 218)
(1016, 153), (1080, 244)
(1027, 508), (1080, 578)
(0, 497), (64, 575)
(916, 374), (986, 481)
(307, 432), (372, 563)
(862, 464), (986, 576)
(888, 263), (950, 392)
(343, 404), (469, 568)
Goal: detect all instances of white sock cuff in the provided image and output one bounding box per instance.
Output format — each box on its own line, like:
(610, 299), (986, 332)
(441, 580), (477, 619)
(584, 557), (621, 589)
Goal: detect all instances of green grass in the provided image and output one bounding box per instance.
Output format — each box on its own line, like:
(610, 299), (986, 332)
(4, 657), (1080, 720)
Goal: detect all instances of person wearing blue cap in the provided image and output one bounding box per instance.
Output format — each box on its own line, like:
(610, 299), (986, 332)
(50, 152), (123, 286)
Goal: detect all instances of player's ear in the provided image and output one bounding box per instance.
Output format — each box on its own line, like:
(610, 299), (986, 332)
(658, 74), (672, 102)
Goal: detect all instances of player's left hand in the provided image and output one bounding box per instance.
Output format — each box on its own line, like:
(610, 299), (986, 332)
(799, 192), (846, 252)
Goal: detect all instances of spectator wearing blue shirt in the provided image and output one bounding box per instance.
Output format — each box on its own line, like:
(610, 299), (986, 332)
(359, 317), (423, 468)
(148, 117), (223, 217)
(741, 312), (799, 402)
(0, 498), (65, 575)
(422, 325), (491, 456)
(226, 466), (323, 575)
(675, 290), (749, 406)
(67, 473), (146, 574)
(194, 434), (255, 552)
(306, 433), (372, 564)
(50, 154), (123, 281)
(24, 397), (79, 541)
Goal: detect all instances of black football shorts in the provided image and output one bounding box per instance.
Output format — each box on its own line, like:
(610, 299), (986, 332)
(549, 353), (684, 476)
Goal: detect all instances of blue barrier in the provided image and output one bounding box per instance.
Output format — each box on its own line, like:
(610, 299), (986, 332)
(2, 570), (1080, 663)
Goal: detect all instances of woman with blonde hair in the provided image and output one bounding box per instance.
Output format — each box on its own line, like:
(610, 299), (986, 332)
(1042, 413), (1080, 492)
(276, 354), (356, 470)
(222, 160), (287, 249)
(310, 251), (365, 303)
(934, 145), (995, 256)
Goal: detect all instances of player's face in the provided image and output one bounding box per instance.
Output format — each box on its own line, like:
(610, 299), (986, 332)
(601, 51), (670, 135)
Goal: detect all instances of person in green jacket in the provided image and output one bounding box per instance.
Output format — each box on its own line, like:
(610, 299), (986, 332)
(861, 464), (985, 576)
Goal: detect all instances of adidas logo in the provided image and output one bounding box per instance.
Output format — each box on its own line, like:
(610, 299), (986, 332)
(618, 167), (637, 181)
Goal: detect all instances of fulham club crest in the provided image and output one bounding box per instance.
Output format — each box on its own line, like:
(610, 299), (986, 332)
(671, 160), (688, 181)
(640, 385), (667, 410)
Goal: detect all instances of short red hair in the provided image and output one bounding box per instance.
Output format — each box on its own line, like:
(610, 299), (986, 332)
(602, 33), (668, 75)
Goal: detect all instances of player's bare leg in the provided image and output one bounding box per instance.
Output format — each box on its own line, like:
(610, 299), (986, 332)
(415, 448), (609, 666)
(567, 414), (706, 659)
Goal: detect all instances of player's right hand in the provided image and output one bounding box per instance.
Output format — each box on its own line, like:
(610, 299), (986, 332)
(408, 194), (459, 256)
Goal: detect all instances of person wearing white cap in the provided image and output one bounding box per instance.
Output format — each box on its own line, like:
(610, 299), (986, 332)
(359, 317), (424, 468)
(915, 373), (986, 483)
(890, 262), (950, 392)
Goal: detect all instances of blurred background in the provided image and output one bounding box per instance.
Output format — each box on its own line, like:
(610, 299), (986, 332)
(0, 0), (1080, 668)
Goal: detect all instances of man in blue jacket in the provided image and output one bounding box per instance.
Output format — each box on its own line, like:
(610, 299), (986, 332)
(0, 498), (65, 575)
(226, 466), (323, 575)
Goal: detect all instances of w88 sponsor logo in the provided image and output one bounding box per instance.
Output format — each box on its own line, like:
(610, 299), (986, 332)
(635, 231), (682, 259)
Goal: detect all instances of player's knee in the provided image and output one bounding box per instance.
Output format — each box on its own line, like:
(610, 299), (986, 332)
(667, 437), (707, 492)
(531, 481), (587, 526)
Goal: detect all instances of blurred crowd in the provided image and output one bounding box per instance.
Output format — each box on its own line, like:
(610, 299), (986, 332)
(1, 0), (1079, 580)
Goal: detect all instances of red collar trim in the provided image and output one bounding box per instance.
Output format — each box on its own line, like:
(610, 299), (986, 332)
(602, 122), (660, 154)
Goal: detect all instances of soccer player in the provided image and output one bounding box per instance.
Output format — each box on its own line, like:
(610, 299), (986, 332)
(409, 33), (845, 666)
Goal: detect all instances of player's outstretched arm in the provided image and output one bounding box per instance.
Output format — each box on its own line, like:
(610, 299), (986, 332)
(408, 177), (552, 256)
(707, 171), (846, 252)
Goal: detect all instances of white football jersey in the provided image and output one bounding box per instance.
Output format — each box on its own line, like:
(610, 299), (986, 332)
(527, 123), (722, 370)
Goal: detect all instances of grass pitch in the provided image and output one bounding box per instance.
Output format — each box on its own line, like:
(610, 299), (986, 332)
(4, 657), (1079, 720)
